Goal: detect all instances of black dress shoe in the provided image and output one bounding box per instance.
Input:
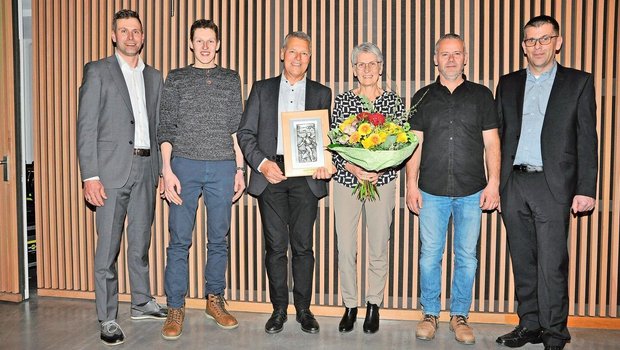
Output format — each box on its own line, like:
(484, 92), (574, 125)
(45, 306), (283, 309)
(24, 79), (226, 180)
(363, 303), (379, 334)
(496, 325), (543, 347)
(296, 309), (320, 334)
(544, 346), (564, 350)
(338, 307), (358, 333)
(265, 309), (287, 334)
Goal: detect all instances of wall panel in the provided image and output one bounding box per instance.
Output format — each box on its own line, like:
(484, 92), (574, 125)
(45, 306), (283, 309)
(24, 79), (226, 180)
(33, 0), (620, 323)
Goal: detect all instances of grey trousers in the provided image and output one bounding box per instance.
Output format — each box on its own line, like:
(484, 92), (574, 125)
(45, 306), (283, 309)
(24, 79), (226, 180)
(94, 155), (156, 322)
(333, 181), (395, 307)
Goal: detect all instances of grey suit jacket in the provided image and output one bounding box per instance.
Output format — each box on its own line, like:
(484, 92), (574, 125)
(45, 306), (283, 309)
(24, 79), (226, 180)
(496, 64), (598, 203)
(77, 55), (163, 189)
(237, 76), (332, 198)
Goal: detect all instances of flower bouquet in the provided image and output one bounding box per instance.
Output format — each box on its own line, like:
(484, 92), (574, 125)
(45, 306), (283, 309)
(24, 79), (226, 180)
(328, 95), (423, 201)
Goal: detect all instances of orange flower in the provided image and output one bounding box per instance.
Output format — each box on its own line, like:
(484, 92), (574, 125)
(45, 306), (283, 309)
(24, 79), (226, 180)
(349, 132), (361, 144)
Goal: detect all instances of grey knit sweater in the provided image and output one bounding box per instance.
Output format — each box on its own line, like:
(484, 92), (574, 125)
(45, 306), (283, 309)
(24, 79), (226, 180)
(158, 65), (242, 160)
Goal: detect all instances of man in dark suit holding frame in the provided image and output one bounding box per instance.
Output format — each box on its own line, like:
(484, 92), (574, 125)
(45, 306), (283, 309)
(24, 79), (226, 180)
(495, 15), (598, 350)
(77, 9), (166, 346)
(237, 31), (332, 335)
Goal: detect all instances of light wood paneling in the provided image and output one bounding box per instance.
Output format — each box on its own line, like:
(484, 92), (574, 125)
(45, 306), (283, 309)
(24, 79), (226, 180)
(33, 0), (620, 323)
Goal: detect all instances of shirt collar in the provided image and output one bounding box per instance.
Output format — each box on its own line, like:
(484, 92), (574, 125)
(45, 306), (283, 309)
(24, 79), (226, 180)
(526, 61), (557, 81)
(115, 51), (145, 72)
(434, 74), (469, 92)
(280, 73), (307, 87)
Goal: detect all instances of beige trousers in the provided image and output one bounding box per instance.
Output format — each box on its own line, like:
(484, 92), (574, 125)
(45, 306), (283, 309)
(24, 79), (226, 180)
(333, 181), (396, 307)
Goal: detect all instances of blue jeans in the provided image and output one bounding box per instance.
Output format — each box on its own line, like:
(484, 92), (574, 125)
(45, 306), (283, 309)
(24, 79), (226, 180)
(418, 190), (482, 316)
(164, 157), (235, 308)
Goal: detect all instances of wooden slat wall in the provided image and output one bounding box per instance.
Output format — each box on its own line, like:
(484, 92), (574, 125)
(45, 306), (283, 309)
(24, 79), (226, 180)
(33, 0), (620, 322)
(0, 0), (22, 302)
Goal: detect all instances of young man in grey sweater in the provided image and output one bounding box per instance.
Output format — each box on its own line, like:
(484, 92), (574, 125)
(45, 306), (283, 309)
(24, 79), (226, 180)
(158, 19), (246, 340)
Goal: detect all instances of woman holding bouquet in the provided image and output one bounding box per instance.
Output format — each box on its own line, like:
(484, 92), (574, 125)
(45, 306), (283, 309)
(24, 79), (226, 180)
(331, 42), (405, 334)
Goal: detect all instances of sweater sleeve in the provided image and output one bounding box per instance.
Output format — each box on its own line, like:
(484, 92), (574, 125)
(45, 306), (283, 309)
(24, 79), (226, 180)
(157, 71), (179, 146)
(229, 71), (244, 135)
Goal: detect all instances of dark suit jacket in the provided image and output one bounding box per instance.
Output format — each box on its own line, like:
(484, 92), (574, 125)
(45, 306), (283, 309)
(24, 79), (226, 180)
(237, 75), (332, 198)
(77, 55), (163, 188)
(496, 64), (598, 204)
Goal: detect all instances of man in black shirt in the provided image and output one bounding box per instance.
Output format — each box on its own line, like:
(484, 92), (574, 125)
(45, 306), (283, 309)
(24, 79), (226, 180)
(405, 33), (500, 345)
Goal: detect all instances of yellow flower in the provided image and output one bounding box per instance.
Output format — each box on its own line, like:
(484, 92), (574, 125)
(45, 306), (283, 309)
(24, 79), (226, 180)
(396, 132), (408, 143)
(339, 118), (353, 131)
(361, 137), (374, 149)
(378, 131), (388, 143)
(349, 132), (361, 144)
(357, 122), (372, 136)
(362, 133), (382, 149)
(387, 122), (399, 133)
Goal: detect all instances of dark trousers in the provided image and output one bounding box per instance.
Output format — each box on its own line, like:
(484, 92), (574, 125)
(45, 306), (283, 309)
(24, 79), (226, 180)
(258, 176), (318, 312)
(501, 172), (571, 347)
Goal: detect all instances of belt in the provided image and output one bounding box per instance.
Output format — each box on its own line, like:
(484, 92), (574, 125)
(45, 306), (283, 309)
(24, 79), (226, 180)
(513, 164), (543, 173)
(273, 155), (285, 163)
(133, 148), (151, 157)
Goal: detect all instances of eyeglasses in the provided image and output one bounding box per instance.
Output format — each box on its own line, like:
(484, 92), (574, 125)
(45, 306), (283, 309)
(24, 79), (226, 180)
(354, 61), (380, 70)
(523, 35), (558, 47)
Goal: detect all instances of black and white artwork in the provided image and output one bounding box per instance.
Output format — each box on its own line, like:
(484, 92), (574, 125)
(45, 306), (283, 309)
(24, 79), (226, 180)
(289, 118), (325, 170)
(295, 123), (318, 163)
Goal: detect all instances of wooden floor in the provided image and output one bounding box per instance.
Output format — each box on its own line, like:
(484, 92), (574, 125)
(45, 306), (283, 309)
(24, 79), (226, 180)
(1, 295), (619, 350)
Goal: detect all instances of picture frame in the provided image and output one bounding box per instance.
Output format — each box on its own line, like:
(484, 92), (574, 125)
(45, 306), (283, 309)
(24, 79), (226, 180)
(281, 109), (332, 177)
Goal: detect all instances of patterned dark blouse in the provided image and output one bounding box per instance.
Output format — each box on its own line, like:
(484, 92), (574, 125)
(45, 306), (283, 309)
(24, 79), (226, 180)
(330, 90), (406, 188)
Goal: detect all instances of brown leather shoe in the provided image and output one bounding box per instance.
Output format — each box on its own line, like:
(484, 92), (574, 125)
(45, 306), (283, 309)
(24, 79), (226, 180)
(205, 294), (239, 329)
(450, 315), (475, 344)
(161, 307), (184, 340)
(416, 314), (438, 340)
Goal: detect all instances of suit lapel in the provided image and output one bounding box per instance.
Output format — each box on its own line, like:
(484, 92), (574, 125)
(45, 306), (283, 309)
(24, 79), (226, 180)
(106, 55), (134, 116)
(143, 67), (155, 121)
(516, 70), (527, 123)
(543, 64), (566, 119)
(264, 77), (281, 129)
(305, 80), (314, 110)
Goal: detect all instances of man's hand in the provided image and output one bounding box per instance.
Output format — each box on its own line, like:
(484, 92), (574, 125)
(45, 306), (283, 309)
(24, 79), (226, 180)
(406, 186), (423, 214)
(571, 195), (596, 214)
(161, 170), (183, 205)
(259, 160), (287, 184)
(83, 180), (107, 207)
(480, 183), (500, 211)
(232, 171), (246, 202)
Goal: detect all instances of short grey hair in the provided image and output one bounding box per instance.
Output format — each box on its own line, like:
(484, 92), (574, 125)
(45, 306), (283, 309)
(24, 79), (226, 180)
(434, 33), (466, 54)
(350, 42), (384, 65)
(282, 31), (312, 53)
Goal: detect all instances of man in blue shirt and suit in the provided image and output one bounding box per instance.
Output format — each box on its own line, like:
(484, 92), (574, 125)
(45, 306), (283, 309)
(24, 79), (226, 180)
(495, 15), (598, 350)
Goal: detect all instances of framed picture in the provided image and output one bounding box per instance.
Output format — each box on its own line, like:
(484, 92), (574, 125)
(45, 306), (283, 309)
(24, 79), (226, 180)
(281, 109), (332, 177)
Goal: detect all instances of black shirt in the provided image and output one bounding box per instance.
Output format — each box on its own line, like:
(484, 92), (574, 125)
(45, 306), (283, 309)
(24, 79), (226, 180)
(409, 77), (499, 197)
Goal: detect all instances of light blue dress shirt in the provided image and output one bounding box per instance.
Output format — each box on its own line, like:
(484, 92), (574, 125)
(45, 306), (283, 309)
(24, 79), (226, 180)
(277, 74), (307, 154)
(513, 62), (557, 167)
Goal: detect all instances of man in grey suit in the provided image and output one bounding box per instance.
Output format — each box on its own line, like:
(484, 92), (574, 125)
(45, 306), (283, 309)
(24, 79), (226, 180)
(237, 31), (332, 335)
(77, 9), (167, 346)
(495, 15), (597, 350)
